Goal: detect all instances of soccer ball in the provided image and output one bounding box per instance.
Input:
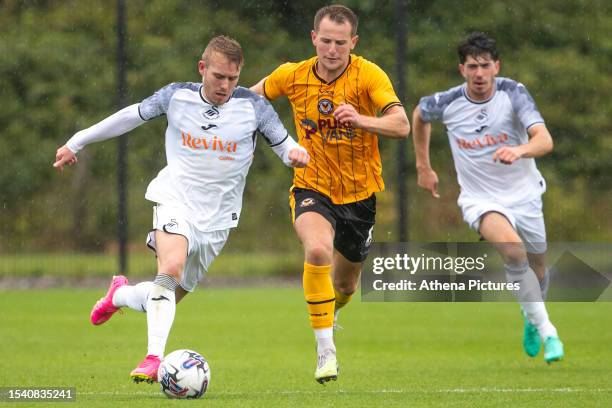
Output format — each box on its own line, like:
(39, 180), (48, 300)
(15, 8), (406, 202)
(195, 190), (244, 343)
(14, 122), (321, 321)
(158, 349), (210, 399)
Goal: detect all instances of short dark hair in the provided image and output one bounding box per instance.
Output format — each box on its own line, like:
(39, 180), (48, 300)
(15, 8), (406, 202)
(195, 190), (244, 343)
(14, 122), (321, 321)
(314, 4), (358, 36)
(458, 32), (499, 64)
(202, 35), (243, 68)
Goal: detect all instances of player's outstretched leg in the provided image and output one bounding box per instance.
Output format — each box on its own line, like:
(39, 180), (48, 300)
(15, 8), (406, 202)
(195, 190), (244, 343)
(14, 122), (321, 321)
(90, 275), (129, 325)
(131, 274), (178, 383)
(113, 281), (155, 313)
(304, 262), (338, 384)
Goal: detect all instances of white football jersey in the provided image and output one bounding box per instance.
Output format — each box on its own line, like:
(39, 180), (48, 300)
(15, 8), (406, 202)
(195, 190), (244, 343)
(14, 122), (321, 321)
(139, 82), (290, 231)
(419, 77), (547, 206)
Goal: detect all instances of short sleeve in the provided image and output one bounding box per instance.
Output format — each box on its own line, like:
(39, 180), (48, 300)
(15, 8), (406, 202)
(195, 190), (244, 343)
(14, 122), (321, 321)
(499, 79), (545, 130)
(418, 85), (464, 123)
(263, 63), (297, 101)
(364, 61), (402, 115)
(138, 82), (199, 120)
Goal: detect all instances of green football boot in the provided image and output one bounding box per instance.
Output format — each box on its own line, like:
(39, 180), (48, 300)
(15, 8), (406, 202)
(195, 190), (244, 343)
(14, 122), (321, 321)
(523, 314), (541, 357)
(543, 336), (564, 363)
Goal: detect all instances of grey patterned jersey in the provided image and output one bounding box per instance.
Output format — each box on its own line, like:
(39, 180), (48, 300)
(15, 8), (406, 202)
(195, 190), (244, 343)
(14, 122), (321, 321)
(419, 77), (547, 206)
(139, 83), (290, 231)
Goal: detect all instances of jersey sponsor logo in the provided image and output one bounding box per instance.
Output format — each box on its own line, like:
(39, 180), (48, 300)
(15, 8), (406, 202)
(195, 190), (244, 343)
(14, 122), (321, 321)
(317, 98), (334, 115)
(300, 198), (316, 207)
(201, 123), (218, 131)
(318, 118), (355, 144)
(202, 106), (220, 119)
(300, 119), (318, 139)
(299, 118), (355, 143)
(181, 131), (238, 153)
(456, 133), (509, 150)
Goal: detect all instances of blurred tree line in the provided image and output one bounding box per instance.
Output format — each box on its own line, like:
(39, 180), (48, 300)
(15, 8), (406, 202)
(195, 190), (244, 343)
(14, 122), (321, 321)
(0, 0), (610, 255)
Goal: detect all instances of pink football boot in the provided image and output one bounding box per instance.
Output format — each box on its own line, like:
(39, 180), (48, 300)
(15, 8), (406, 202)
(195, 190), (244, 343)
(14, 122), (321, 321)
(90, 275), (128, 325)
(130, 355), (161, 383)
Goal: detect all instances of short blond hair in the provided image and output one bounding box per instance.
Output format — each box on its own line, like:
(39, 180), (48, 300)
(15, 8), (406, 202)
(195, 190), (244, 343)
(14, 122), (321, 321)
(202, 35), (243, 68)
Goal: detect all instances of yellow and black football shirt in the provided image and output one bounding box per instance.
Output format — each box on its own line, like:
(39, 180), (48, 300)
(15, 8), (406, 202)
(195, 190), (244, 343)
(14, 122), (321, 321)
(264, 55), (401, 204)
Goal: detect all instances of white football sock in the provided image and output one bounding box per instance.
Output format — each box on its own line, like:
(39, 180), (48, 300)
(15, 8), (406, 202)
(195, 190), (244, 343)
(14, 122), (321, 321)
(505, 261), (558, 339)
(146, 275), (178, 358)
(113, 281), (154, 312)
(314, 327), (335, 355)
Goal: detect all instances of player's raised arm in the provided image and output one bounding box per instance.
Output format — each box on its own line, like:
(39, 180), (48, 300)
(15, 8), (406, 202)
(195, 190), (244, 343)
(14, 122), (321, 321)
(412, 106), (439, 198)
(53, 104), (145, 172)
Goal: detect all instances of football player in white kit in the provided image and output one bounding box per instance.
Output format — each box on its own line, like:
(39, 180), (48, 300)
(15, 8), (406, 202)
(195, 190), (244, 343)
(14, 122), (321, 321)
(412, 32), (563, 363)
(53, 36), (309, 383)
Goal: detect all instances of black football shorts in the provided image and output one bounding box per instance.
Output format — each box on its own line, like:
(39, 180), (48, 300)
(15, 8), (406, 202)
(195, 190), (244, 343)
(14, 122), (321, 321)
(290, 187), (376, 263)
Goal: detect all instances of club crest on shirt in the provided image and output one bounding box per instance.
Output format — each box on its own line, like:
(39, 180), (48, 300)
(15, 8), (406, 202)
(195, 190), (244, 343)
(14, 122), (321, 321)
(300, 198), (316, 207)
(475, 108), (488, 123)
(317, 98), (334, 115)
(202, 106), (220, 120)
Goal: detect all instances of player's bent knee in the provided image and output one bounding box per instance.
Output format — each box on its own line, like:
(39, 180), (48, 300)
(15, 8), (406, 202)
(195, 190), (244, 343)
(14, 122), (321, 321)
(499, 243), (527, 266)
(305, 244), (333, 265)
(158, 260), (185, 281)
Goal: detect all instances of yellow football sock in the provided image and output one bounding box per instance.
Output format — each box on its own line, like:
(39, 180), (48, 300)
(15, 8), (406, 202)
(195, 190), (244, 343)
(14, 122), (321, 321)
(334, 288), (353, 312)
(303, 263), (335, 329)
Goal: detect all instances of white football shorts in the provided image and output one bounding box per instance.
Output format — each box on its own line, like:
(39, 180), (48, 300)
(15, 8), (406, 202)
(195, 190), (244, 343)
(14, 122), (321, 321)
(458, 196), (547, 254)
(146, 203), (230, 291)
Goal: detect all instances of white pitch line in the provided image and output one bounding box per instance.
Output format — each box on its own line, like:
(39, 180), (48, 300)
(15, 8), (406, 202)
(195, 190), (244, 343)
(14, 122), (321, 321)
(78, 388), (611, 397)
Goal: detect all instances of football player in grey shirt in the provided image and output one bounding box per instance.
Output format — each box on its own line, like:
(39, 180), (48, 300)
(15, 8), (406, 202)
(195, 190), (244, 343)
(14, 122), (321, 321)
(412, 32), (563, 363)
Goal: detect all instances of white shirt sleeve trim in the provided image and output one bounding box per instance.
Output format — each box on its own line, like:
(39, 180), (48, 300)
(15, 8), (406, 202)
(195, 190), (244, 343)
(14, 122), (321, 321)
(269, 135), (305, 166)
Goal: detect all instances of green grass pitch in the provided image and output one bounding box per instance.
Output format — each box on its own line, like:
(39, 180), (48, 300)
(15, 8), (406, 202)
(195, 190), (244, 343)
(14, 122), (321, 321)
(1, 287), (611, 407)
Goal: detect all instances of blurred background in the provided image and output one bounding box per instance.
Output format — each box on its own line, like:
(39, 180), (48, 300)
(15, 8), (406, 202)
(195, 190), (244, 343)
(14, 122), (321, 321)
(1, 0), (610, 281)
